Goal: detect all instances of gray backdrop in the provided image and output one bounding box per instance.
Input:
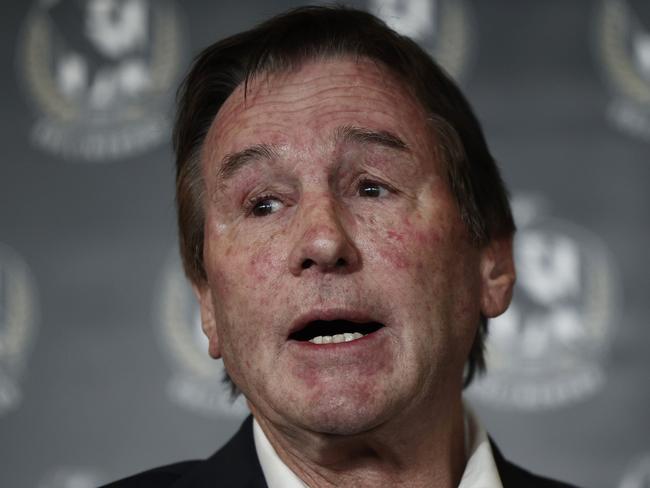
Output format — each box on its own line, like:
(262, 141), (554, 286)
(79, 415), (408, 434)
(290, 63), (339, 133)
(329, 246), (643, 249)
(1, 1), (649, 487)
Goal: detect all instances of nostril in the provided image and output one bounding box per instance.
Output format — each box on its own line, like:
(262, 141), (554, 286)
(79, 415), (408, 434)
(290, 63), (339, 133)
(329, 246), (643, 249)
(335, 258), (347, 267)
(301, 259), (315, 269)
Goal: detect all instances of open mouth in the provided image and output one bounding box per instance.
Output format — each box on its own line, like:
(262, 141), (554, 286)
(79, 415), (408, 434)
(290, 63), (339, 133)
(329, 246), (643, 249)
(289, 320), (384, 344)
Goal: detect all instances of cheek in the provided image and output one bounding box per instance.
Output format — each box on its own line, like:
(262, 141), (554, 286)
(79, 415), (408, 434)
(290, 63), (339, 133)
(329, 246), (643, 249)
(373, 215), (445, 272)
(203, 225), (252, 298)
(216, 229), (287, 308)
(373, 217), (479, 318)
(248, 246), (274, 284)
(247, 230), (287, 279)
(378, 229), (412, 269)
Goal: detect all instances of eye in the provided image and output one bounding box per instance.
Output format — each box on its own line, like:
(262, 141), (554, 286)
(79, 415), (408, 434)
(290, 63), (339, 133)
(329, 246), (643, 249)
(249, 196), (283, 217)
(358, 180), (389, 198)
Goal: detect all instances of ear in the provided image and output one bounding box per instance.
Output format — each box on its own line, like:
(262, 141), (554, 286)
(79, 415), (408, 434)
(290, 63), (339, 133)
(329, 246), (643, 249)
(479, 235), (516, 318)
(192, 283), (221, 359)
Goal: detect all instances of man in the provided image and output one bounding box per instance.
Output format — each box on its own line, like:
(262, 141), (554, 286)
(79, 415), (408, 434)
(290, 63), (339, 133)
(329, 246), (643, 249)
(105, 6), (577, 487)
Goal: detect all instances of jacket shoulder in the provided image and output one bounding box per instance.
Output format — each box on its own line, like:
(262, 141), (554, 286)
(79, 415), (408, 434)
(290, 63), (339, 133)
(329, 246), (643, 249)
(498, 459), (580, 488)
(491, 439), (580, 488)
(100, 460), (200, 488)
(100, 416), (267, 488)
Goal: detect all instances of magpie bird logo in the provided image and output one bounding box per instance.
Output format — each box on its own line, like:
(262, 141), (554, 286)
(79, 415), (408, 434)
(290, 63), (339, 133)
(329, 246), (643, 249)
(155, 251), (248, 418)
(596, 0), (650, 142)
(469, 195), (620, 410)
(0, 243), (38, 416)
(368, 0), (473, 80)
(19, 0), (185, 161)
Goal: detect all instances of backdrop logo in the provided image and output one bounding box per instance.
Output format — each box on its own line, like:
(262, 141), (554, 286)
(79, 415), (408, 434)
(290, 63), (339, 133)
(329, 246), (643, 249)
(37, 467), (107, 488)
(19, 0), (185, 161)
(595, 0), (650, 142)
(155, 251), (248, 418)
(469, 195), (620, 410)
(0, 244), (38, 415)
(620, 453), (650, 488)
(368, 0), (474, 79)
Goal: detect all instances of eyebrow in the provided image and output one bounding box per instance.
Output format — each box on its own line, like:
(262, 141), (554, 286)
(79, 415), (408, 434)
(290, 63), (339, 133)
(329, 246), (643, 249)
(216, 144), (280, 184)
(215, 126), (409, 185)
(335, 125), (410, 152)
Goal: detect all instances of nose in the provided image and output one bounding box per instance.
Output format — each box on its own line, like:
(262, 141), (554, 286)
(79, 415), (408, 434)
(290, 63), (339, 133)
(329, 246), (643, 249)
(288, 196), (361, 276)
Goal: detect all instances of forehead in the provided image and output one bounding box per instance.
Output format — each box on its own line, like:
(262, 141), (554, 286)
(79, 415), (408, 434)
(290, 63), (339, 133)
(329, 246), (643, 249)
(202, 56), (434, 165)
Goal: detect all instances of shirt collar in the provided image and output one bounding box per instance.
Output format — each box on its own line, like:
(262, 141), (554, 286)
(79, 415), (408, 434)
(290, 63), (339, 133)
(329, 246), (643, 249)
(458, 403), (503, 488)
(253, 418), (307, 487)
(253, 404), (503, 488)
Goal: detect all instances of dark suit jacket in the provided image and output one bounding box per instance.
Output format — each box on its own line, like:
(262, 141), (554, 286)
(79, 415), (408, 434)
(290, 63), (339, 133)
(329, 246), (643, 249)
(102, 416), (578, 487)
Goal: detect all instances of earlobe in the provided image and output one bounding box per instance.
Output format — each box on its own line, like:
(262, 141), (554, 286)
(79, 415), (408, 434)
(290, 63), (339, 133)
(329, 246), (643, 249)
(192, 283), (222, 359)
(479, 236), (516, 318)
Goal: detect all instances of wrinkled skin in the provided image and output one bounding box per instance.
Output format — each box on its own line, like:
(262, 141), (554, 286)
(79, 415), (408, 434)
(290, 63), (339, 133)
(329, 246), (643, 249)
(194, 57), (515, 486)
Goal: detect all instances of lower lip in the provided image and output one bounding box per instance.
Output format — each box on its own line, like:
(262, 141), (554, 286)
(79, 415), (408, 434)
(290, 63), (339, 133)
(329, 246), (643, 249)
(286, 328), (392, 381)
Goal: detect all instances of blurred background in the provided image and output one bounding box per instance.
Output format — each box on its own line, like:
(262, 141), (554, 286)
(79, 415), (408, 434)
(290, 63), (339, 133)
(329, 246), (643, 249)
(0, 0), (648, 487)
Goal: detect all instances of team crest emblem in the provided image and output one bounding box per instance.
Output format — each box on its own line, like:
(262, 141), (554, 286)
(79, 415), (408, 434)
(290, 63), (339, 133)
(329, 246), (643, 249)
(0, 243), (38, 415)
(368, 0), (474, 79)
(155, 251), (248, 418)
(469, 195), (620, 410)
(19, 0), (185, 161)
(595, 0), (650, 142)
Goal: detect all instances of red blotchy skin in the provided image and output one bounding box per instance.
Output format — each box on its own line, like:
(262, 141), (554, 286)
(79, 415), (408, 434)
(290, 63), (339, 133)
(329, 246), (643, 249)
(386, 230), (404, 241)
(196, 57), (485, 437)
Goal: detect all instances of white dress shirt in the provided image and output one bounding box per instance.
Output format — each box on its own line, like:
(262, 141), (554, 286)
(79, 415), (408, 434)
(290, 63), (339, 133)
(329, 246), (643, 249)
(253, 404), (503, 487)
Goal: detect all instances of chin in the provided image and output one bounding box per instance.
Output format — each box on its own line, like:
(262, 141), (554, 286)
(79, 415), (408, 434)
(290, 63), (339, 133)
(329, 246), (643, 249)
(299, 408), (385, 436)
(285, 384), (399, 436)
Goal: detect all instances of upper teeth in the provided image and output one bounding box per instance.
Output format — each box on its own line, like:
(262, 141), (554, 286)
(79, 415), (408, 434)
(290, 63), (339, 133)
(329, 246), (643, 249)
(309, 332), (364, 344)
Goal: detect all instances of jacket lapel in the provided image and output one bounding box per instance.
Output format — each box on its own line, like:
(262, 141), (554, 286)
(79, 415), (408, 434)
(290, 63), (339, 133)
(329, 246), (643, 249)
(173, 416), (268, 488)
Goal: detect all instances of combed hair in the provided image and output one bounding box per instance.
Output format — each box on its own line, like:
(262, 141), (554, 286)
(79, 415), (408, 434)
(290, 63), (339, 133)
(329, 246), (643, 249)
(173, 5), (515, 389)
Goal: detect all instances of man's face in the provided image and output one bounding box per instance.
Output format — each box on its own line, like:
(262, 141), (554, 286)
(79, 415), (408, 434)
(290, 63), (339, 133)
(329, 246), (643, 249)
(196, 57), (500, 434)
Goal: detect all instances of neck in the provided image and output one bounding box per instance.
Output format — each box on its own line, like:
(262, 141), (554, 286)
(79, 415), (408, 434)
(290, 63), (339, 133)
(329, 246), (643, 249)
(251, 391), (466, 488)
